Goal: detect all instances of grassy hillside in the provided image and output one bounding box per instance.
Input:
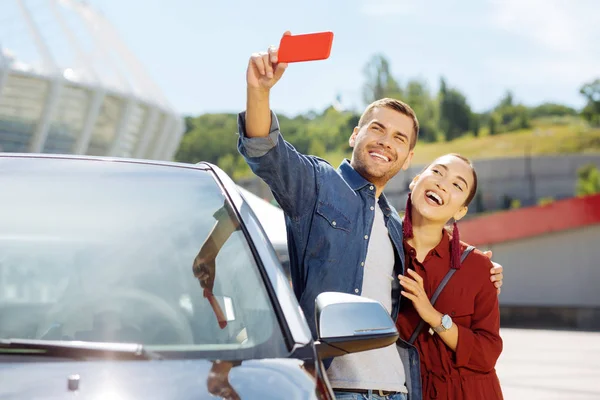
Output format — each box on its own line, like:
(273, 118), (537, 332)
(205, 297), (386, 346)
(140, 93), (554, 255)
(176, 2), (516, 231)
(321, 118), (600, 167)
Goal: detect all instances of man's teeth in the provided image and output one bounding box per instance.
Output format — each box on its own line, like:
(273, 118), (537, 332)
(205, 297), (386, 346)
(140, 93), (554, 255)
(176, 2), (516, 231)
(370, 152), (389, 162)
(426, 191), (442, 205)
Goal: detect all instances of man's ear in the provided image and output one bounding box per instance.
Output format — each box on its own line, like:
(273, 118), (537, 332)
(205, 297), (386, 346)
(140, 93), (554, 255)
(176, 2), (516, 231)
(454, 206), (468, 222)
(349, 127), (359, 148)
(402, 150), (414, 171)
(409, 174), (420, 190)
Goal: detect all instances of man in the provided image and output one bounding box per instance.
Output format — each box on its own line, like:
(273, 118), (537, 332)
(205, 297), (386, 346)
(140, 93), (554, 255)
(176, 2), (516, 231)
(232, 32), (504, 399)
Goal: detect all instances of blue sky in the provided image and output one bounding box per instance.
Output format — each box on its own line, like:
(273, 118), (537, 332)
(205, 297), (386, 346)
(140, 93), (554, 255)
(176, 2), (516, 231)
(25, 0), (600, 117)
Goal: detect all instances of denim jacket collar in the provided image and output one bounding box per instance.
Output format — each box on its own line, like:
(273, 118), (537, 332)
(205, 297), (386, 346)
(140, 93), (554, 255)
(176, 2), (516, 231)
(337, 159), (393, 218)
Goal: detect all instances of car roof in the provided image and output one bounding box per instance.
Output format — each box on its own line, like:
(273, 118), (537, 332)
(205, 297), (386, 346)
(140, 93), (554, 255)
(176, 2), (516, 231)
(0, 152), (213, 172)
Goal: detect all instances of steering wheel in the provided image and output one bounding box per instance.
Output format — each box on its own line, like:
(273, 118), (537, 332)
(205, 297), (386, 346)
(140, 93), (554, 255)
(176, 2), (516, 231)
(37, 288), (195, 345)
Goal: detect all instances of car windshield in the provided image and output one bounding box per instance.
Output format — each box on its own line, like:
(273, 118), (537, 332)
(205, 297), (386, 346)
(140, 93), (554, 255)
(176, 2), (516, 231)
(0, 157), (288, 359)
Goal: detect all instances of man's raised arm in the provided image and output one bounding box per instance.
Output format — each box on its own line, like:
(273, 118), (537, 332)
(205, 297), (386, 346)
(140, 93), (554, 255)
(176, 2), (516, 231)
(244, 31), (290, 138)
(237, 31), (322, 220)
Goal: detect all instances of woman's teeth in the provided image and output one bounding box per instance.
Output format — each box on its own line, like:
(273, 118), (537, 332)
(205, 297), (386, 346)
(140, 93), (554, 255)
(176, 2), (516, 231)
(426, 191), (443, 205)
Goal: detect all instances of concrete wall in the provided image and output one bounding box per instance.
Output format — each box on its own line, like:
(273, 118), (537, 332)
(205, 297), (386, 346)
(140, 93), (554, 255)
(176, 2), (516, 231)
(475, 224), (600, 331)
(479, 224), (600, 308)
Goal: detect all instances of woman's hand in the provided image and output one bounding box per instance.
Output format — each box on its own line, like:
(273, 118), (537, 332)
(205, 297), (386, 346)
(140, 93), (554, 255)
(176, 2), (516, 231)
(399, 269), (441, 326)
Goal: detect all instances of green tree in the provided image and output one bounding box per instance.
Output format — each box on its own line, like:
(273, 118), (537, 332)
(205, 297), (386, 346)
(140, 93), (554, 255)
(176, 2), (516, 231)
(488, 113), (499, 136)
(362, 57), (441, 142)
(580, 79), (600, 126)
(184, 116), (194, 134)
(498, 90), (514, 108)
(308, 138), (326, 157)
(438, 77), (473, 141)
(217, 153), (236, 177)
(530, 103), (577, 118)
(362, 54), (403, 104)
(404, 79), (440, 142)
(492, 91), (530, 132)
(175, 113), (239, 165)
(576, 163), (600, 196)
(471, 114), (481, 137)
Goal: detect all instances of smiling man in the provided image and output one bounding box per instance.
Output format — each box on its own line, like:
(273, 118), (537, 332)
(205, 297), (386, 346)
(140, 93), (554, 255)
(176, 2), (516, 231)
(349, 103), (417, 197)
(235, 32), (504, 400)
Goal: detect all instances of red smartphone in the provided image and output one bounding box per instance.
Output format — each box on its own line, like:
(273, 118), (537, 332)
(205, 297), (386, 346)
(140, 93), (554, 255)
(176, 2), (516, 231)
(277, 31), (334, 63)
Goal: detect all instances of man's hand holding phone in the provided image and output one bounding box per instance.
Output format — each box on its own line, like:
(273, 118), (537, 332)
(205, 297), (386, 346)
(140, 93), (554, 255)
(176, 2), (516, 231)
(244, 30), (333, 138)
(246, 31), (291, 92)
(246, 30), (334, 91)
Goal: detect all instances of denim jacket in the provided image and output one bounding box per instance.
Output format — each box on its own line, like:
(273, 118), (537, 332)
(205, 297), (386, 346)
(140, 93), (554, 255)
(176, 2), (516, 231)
(237, 111), (422, 399)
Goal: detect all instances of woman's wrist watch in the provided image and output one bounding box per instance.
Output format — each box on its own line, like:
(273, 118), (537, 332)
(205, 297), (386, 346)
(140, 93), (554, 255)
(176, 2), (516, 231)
(432, 314), (453, 334)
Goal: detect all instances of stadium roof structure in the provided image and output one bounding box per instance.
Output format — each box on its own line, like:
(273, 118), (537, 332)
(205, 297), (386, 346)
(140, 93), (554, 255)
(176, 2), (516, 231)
(0, 0), (184, 159)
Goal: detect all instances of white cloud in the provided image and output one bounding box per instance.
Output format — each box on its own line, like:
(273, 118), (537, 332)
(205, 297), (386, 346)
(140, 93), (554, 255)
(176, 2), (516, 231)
(488, 0), (597, 55)
(486, 0), (599, 90)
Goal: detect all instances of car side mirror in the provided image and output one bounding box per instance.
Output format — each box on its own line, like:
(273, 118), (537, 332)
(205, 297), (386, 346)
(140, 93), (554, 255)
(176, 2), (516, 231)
(314, 292), (398, 359)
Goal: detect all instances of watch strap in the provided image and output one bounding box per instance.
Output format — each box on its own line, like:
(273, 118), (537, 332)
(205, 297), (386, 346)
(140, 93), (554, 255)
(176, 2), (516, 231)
(432, 320), (449, 333)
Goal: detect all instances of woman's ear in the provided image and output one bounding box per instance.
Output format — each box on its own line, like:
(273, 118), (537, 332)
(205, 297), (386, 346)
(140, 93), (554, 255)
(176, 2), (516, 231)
(409, 174), (420, 190)
(453, 206), (468, 222)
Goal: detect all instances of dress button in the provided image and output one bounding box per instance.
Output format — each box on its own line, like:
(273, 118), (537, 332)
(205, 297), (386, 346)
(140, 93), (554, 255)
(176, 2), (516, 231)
(364, 235), (369, 240)
(332, 221), (337, 226)
(410, 249), (416, 256)
(354, 288), (359, 293)
(361, 262), (364, 267)
(370, 206), (375, 211)
(369, 186), (374, 190)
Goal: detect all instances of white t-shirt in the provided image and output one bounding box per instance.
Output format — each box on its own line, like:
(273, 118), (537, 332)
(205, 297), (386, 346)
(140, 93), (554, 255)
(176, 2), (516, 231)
(327, 201), (408, 393)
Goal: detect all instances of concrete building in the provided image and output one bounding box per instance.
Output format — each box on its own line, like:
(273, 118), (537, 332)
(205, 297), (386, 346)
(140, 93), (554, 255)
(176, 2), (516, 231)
(460, 194), (600, 330)
(0, 0), (183, 159)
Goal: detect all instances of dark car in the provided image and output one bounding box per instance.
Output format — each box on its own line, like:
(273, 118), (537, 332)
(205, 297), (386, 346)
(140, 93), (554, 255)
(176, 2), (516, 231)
(0, 154), (398, 399)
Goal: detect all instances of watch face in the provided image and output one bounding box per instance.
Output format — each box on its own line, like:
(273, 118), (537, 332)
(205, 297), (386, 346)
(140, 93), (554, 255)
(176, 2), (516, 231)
(442, 314), (453, 329)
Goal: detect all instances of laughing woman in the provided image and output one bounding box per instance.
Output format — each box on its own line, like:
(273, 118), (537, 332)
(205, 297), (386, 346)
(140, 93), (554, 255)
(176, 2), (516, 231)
(396, 153), (504, 400)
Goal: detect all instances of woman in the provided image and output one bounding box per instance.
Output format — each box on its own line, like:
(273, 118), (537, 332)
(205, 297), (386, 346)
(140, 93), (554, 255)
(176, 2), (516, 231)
(396, 153), (504, 400)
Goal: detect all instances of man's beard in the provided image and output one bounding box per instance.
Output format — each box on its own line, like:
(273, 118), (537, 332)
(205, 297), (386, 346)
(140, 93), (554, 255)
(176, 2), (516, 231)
(352, 152), (397, 185)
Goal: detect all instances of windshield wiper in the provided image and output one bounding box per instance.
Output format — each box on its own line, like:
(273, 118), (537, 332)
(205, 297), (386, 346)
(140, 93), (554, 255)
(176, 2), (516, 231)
(0, 339), (162, 360)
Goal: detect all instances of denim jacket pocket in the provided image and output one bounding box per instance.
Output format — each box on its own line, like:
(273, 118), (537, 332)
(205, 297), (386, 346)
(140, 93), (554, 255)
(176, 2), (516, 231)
(315, 201), (352, 232)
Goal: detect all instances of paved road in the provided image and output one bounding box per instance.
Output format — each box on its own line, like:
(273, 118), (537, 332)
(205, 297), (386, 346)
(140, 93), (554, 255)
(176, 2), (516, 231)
(497, 328), (600, 399)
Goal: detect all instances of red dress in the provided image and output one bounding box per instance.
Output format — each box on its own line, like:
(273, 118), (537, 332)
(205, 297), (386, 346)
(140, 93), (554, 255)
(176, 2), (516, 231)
(396, 231), (504, 399)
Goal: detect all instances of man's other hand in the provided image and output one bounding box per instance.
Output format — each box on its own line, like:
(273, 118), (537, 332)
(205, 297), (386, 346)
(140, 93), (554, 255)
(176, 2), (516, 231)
(483, 250), (503, 295)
